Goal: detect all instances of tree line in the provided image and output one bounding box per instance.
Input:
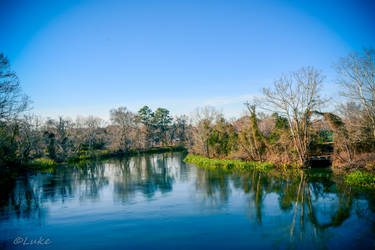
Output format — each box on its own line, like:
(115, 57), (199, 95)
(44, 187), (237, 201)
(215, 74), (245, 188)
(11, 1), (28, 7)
(0, 54), (189, 166)
(0, 48), (374, 168)
(188, 48), (375, 168)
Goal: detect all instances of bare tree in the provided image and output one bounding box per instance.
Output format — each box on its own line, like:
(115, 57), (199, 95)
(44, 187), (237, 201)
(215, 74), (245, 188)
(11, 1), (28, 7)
(17, 114), (44, 162)
(261, 67), (326, 165)
(0, 54), (30, 165)
(0, 54), (29, 121)
(84, 116), (105, 151)
(336, 48), (375, 138)
(190, 106), (221, 157)
(110, 107), (135, 151)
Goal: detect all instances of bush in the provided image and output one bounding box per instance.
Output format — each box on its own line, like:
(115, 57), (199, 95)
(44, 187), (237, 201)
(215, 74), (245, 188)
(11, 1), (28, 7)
(184, 154), (274, 172)
(27, 157), (57, 169)
(345, 170), (375, 189)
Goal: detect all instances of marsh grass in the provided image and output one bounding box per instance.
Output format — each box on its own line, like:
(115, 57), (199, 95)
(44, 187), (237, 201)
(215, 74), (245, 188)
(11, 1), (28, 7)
(345, 170), (375, 189)
(184, 154), (274, 172)
(27, 157), (57, 169)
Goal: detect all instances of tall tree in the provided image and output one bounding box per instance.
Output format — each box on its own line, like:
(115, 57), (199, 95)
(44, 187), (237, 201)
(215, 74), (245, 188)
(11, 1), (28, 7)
(262, 67), (326, 165)
(110, 107), (135, 151)
(0, 54), (29, 121)
(191, 107), (221, 157)
(153, 108), (172, 146)
(137, 106), (154, 147)
(170, 115), (189, 146)
(43, 117), (74, 161)
(83, 116), (105, 151)
(0, 54), (29, 165)
(244, 103), (267, 161)
(336, 48), (375, 138)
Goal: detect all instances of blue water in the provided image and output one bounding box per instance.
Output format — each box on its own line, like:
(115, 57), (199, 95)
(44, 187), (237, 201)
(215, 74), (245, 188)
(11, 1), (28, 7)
(0, 152), (374, 249)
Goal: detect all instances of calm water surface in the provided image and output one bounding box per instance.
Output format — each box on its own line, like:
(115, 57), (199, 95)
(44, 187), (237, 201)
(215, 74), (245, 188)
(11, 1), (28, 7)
(1, 152), (374, 249)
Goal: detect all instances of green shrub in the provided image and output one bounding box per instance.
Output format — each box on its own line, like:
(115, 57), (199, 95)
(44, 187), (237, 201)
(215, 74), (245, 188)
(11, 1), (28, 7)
(27, 157), (57, 169)
(184, 154), (274, 172)
(345, 170), (375, 189)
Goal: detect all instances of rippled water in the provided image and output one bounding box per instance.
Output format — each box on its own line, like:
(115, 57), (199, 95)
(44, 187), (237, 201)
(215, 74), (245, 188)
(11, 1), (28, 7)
(0, 152), (374, 249)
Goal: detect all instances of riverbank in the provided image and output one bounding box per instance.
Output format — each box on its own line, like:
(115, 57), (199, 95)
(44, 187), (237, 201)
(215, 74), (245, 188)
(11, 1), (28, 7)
(183, 154), (275, 172)
(26, 146), (186, 169)
(184, 154), (375, 190)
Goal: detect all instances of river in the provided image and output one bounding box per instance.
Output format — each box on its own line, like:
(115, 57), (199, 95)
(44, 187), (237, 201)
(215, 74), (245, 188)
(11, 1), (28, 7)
(0, 152), (374, 249)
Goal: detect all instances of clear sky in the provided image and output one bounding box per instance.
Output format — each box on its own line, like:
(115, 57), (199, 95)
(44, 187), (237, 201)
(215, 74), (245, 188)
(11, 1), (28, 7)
(1, 0), (374, 119)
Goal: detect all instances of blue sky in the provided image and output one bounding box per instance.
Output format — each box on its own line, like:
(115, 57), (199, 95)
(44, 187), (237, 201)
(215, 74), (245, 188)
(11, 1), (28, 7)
(1, 0), (374, 119)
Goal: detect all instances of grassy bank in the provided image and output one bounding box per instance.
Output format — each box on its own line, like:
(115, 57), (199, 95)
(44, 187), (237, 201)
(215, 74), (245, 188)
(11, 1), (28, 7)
(26, 146), (186, 169)
(26, 157), (57, 169)
(345, 170), (375, 190)
(183, 154), (274, 172)
(185, 154), (375, 190)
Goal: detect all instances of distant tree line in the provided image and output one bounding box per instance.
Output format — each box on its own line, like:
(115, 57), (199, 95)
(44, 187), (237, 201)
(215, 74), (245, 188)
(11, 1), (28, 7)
(0, 53), (190, 166)
(0, 48), (374, 169)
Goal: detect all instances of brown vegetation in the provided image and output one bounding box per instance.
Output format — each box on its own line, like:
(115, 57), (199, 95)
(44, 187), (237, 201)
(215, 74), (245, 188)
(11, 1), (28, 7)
(1, 48), (374, 170)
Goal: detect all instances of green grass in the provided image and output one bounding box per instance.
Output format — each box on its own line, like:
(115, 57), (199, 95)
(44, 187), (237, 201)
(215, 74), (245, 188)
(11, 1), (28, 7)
(67, 149), (112, 162)
(345, 170), (375, 189)
(27, 157), (57, 169)
(184, 154), (274, 172)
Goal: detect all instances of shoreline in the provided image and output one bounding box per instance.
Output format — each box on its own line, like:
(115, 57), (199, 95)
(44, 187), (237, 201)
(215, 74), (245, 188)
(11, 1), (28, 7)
(23, 146), (186, 169)
(2, 149), (374, 191)
(0, 147), (186, 184)
(183, 154), (375, 190)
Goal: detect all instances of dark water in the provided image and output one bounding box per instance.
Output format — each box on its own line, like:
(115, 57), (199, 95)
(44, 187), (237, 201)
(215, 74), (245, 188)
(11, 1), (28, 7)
(0, 152), (374, 249)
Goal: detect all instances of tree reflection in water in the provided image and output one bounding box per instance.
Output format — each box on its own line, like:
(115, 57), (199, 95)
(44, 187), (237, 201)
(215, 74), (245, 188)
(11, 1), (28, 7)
(194, 166), (375, 248)
(0, 176), (46, 223)
(0, 152), (186, 223)
(112, 153), (180, 202)
(0, 161), (110, 224)
(0, 152), (374, 249)
(195, 168), (231, 207)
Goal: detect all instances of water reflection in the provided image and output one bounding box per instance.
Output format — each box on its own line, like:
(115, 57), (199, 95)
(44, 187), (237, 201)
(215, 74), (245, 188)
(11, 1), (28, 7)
(111, 154), (178, 202)
(195, 168), (231, 207)
(0, 177), (47, 222)
(191, 166), (375, 248)
(0, 152), (374, 249)
(0, 153), (187, 222)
